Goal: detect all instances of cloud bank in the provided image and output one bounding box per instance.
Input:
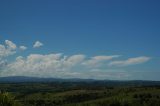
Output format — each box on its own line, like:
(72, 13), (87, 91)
(1, 53), (118, 77)
(0, 40), (151, 79)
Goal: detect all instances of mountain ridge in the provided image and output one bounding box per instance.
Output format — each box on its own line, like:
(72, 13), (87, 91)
(0, 76), (160, 83)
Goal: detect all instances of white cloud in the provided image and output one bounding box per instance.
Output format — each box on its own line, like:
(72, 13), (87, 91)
(82, 55), (120, 67)
(109, 56), (151, 67)
(63, 54), (86, 67)
(0, 53), (115, 78)
(0, 39), (152, 79)
(1, 53), (85, 77)
(0, 40), (17, 58)
(5, 40), (17, 50)
(0, 59), (7, 69)
(19, 46), (27, 50)
(0, 51), (151, 79)
(33, 41), (43, 48)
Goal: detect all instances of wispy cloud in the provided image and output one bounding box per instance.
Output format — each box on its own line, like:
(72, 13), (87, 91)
(82, 55), (120, 67)
(108, 56), (151, 67)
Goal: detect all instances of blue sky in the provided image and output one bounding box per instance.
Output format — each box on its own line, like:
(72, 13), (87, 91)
(0, 0), (160, 80)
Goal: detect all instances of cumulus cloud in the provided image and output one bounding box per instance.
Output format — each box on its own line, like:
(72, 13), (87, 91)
(1, 53), (86, 77)
(19, 46), (27, 50)
(0, 49), (151, 79)
(0, 53), (112, 77)
(33, 41), (43, 48)
(108, 56), (151, 67)
(5, 40), (17, 50)
(0, 40), (17, 58)
(0, 53), (128, 79)
(0, 59), (7, 69)
(0, 40), (152, 79)
(64, 54), (86, 67)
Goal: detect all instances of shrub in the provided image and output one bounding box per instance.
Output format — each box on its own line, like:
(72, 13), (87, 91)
(0, 92), (21, 106)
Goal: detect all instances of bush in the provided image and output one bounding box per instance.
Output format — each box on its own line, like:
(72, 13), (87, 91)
(0, 92), (21, 106)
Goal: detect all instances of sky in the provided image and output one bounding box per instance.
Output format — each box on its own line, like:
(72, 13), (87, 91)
(0, 0), (160, 80)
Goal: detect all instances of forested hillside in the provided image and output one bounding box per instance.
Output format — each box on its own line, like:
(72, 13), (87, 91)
(0, 82), (160, 106)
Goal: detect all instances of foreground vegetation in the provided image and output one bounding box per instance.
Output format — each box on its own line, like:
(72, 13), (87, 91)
(0, 82), (160, 106)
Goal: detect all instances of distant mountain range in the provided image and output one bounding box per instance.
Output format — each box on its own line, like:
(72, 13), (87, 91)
(0, 76), (160, 86)
(0, 76), (95, 83)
